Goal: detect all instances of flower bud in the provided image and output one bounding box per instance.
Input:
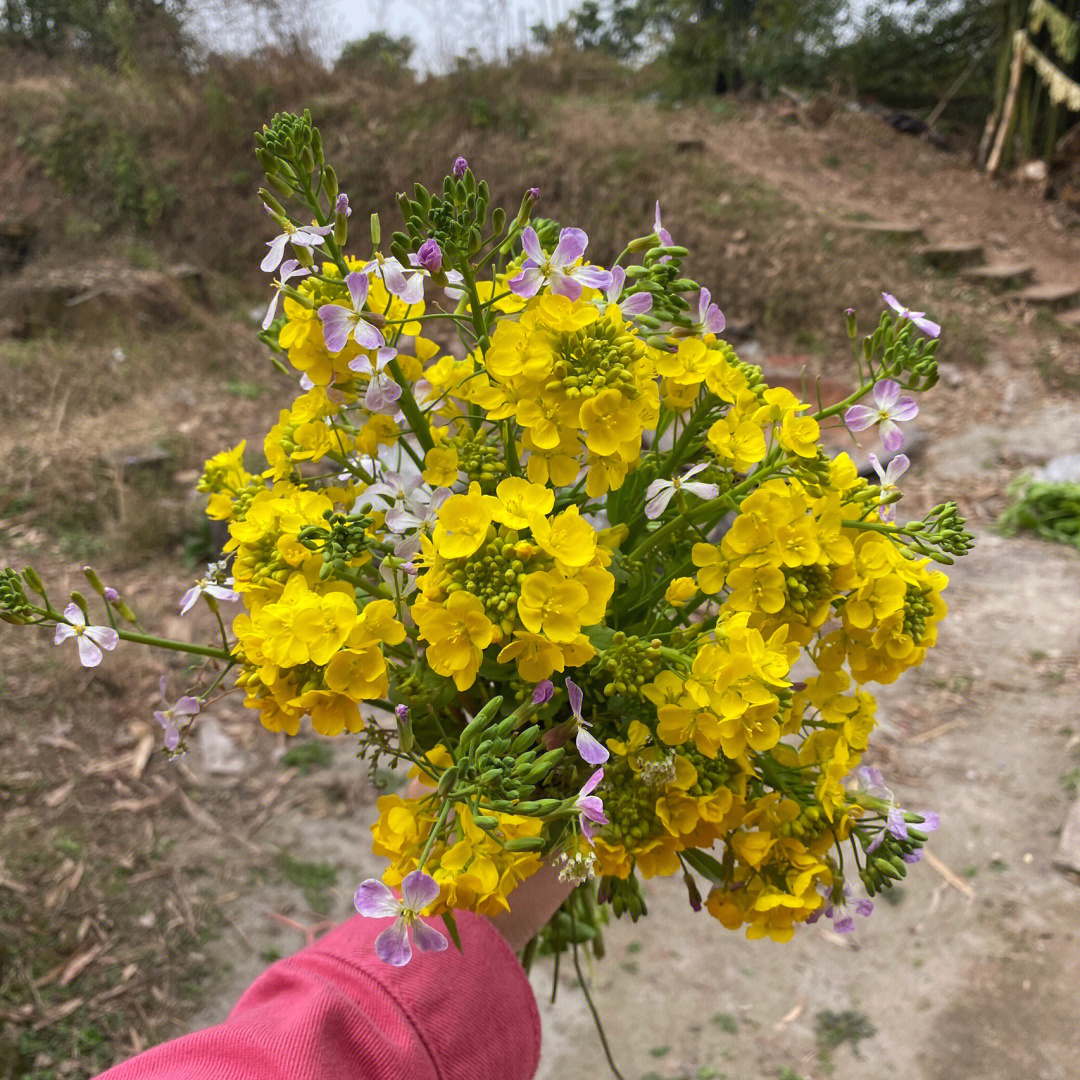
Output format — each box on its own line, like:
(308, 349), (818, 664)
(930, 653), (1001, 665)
(22, 567), (46, 597)
(322, 164), (338, 202)
(452, 156), (468, 179)
(370, 212), (381, 248)
(69, 591), (89, 617)
(83, 566), (106, 595)
(627, 234), (659, 253)
(844, 307), (858, 339)
(416, 238), (443, 274)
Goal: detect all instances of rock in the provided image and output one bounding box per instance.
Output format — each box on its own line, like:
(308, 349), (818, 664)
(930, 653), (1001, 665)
(197, 717), (248, 777)
(1054, 799), (1080, 875)
(962, 263), (1035, 290)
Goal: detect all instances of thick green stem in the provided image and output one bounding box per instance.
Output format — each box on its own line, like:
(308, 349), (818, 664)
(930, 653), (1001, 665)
(116, 629), (233, 662)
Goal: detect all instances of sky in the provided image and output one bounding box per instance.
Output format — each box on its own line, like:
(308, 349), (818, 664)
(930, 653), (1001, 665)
(189, 0), (583, 71)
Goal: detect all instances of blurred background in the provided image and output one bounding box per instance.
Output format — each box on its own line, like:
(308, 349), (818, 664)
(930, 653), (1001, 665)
(2, 2), (1080, 1078)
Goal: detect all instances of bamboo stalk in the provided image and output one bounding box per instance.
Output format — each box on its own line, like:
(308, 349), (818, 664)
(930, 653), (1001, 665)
(988, 30), (1028, 174)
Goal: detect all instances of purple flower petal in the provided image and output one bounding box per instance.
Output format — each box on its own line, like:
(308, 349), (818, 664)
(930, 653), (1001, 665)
(520, 226), (544, 265)
(886, 806), (909, 840)
(644, 483), (675, 520)
(63, 602), (84, 625)
(566, 678), (583, 720)
(549, 273), (583, 301)
(411, 918), (449, 954)
(576, 727), (610, 765)
(508, 266), (544, 299)
(873, 379), (901, 410)
(881, 291), (901, 315)
(620, 292), (653, 316)
(843, 404), (877, 432)
(76, 635), (104, 668)
(416, 239), (442, 274)
(890, 396), (919, 422)
(401, 869), (441, 913)
(579, 767), (604, 799)
(920, 811), (940, 833)
(175, 696), (201, 717)
(375, 919), (412, 966)
(345, 271), (368, 311)
(54, 623), (76, 644)
(880, 420), (905, 454)
(319, 305), (352, 353)
(354, 878), (401, 918)
(572, 265), (613, 291)
(578, 795), (608, 825)
(260, 233), (288, 273)
(89, 627), (118, 652)
(911, 314), (941, 338)
(551, 227), (588, 269)
(532, 680), (554, 704)
(606, 265), (626, 302)
(351, 317), (385, 352)
(452, 156), (468, 178)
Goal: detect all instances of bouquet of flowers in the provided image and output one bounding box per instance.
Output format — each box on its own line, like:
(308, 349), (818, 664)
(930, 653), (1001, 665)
(1, 111), (972, 1058)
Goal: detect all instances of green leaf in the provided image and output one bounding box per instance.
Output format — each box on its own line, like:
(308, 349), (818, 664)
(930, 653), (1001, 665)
(441, 910), (463, 953)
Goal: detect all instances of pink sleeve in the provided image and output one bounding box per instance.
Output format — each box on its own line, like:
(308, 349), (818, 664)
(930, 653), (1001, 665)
(94, 911), (541, 1080)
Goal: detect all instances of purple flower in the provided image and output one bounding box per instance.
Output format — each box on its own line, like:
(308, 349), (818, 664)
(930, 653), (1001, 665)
(261, 258), (310, 330)
(644, 463), (719, 520)
(653, 200), (674, 254)
(601, 265), (653, 318)
(354, 870), (448, 966)
(335, 193), (351, 218)
(851, 765), (940, 854)
(153, 676), (199, 752)
(53, 603), (119, 668)
(452, 156), (468, 178)
(508, 226), (612, 301)
(395, 703), (410, 723)
(575, 768), (608, 841)
(694, 287), (725, 335)
(260, 213), (332, 273)
(415, 239), (443, 275)
(350, 345), (403, 415)
(868, 452), (910, 523)
(103, 587), (119, 603)
(566, 678), (609, 765)
(532, 679), (554, 705)
(812, 883), (874, 934)
(843, 379), (918, 453)
(882, 292), (940, 338)
(383, 485), (452, 557)
(180, 571), (239, 616)
(527, 187), (540, 202)
(318, 272), (385, 353)
(363, 255), (428, 306)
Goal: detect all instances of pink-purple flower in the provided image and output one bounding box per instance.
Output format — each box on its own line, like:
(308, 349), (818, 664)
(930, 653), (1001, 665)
(694, 287), (725, 335)
(532, 679), (554, 704)
(843, 380), (918, 453)
(882, 292), (940, 338)
(260, 213), (332, 273)
(452, 156), (468, 178)
(575, 768), (608, 841)
(644, 463), (719, 520)
(354, 870), (448, 966)
(53, 603), (118, 668)
(180, 569), (239, 616)
(318, 272), (385, 353)
(350, 346), (403, 415)
(601, 265), (653, 318)
(508, 227), (612, 301)
(566, 678), (609, 765)
(868, 452), (910, 523)
(261, 258), (310, 330)
(154, 676), (199, 751)
(415, 239), (443, 275)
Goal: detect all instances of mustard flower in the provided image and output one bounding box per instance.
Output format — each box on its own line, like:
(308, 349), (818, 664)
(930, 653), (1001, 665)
(508, 226), (612, 301)
(602, 266), (653, 318)
(415, 239), (442, 274)
(53, 603), (118, 668)
(566, 677), (609, 765)
(318, 271), (384, 353)
(385, 486), (453, 558)
(354, 870), (447, 966)
(644, 463), (719, 520)
(693, 287), (725, 335)
(654, 200), (674, 249)
(844, 380), (918, 453)
(882, 291), (940, 338)
(362, 256), (427, 306)
(452, 156), (468, 178)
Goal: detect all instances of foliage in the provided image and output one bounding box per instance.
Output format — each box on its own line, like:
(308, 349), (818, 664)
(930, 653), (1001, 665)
(998, 476), (1080, 548)
(0, 0), (187, 67)
(336, 31), (416, 82)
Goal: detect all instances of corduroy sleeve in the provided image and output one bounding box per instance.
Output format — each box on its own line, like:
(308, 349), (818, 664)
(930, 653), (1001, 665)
(94, 911), (541, 1080)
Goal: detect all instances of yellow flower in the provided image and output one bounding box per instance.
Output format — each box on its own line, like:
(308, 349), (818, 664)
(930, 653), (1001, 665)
(778, 410), (820, 459)
(423, 445), (460, 487)
(496, 631), (595, 683)
(664, 576), (698, 607)
(529, 505), (596, 568)
(432, 483), (492, 559)
(256, 574), (357, 667)
(517, 570), (589, 643)
(578, 387), (640, 457)
(692, 543), (727, 594)
(413, 592), (494, 690)
(486, 477), (554, 529)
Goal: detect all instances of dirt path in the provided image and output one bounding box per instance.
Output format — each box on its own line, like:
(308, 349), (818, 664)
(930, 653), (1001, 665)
(704, 107), (1080, 288)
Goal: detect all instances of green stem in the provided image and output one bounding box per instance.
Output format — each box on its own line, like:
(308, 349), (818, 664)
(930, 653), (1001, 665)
(417, 799), (453, 872)
(116, 628), (233, 661)
(386, 356), (434, 453)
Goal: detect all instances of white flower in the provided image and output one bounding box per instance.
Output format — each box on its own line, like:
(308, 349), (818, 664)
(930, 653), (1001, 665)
(180, 571), (239, 615)
(643, 463), (719, 519)
(53, 603), (118, 668)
